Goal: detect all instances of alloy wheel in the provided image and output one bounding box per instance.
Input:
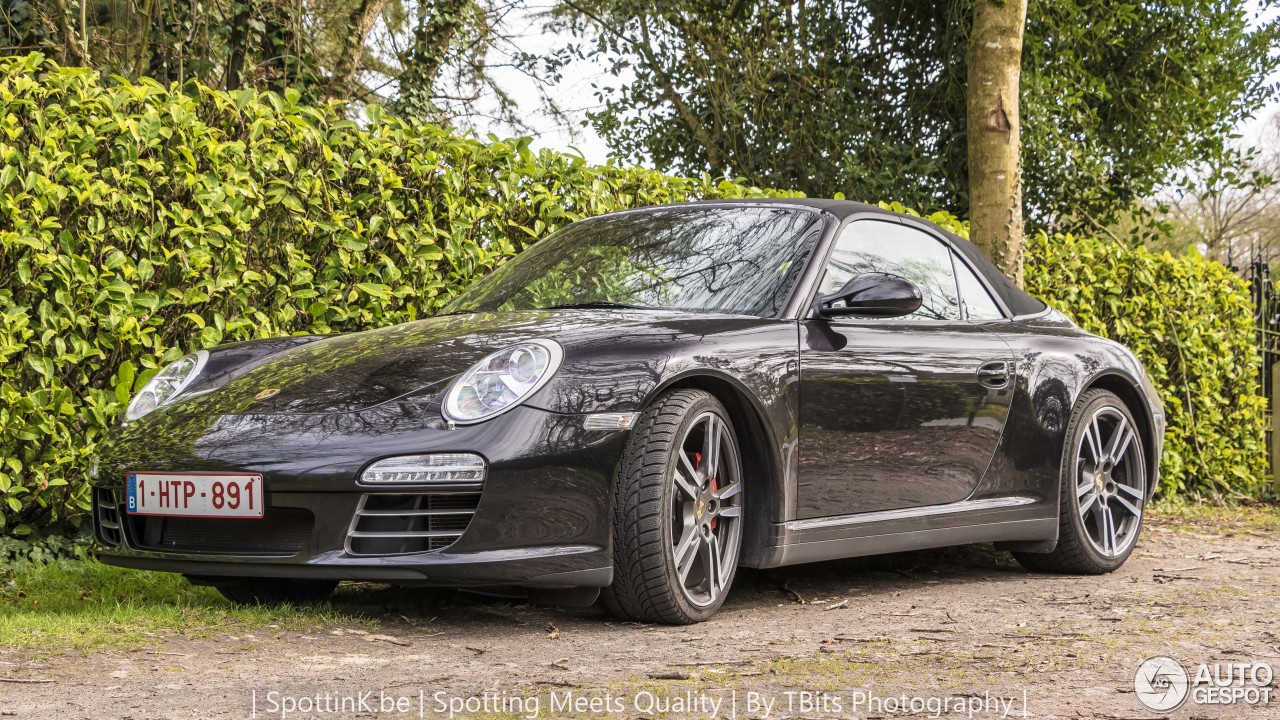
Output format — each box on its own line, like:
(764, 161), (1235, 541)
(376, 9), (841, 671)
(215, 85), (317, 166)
(1075, 406), (1146, 558)
(670, 411), (743, 607)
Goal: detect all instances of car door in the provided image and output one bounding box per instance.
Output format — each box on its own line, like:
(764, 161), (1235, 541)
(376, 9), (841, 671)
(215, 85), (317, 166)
(797, 218), (1015, 518)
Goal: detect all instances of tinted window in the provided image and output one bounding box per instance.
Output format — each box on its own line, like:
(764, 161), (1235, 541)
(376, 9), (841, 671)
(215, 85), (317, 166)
(953, 254), (1004, 320)
(821, 221), (960, 321)
(444, 207), (825, 317)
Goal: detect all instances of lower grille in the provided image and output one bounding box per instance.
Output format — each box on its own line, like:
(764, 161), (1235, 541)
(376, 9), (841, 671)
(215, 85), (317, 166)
(125, 508), (313, 555)
(93, 488), (122, 547)
(346, 492), (481, 555)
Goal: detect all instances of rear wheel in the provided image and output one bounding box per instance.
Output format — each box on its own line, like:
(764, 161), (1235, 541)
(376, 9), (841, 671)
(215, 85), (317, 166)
(213, 579), (338, 605)
(601, 390), (744, 624)
(1014, 389), (1147, 574)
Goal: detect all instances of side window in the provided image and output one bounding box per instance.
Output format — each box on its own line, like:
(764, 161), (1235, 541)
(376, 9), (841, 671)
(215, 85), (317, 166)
(952, 254), (1004, 320)
(821, 220), (960, 321)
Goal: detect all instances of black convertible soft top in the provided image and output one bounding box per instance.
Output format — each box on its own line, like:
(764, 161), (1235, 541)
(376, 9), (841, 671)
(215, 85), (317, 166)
(942, 223), (1046, 318)
(685, 198), (1048, 319)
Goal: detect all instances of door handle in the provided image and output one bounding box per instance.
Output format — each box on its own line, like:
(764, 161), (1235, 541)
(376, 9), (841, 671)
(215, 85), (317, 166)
(976, 361), (1010, 388)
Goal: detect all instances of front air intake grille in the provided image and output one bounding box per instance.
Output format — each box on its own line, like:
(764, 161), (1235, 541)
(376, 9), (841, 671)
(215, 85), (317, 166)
(124, 508), (313, 556)
(93, 488), (122, 547)
(346, 492), (481, 555)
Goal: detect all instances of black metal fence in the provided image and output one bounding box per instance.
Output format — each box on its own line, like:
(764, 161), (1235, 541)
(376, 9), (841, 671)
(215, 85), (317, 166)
(1250, 260), (1280, 398)
(1249, 259), (1280, 484)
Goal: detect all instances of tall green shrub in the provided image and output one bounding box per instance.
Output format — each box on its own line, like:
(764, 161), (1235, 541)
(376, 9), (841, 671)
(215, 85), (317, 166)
(0, 55), (1267, 535)
(0, 54), (797, 533)
(1025, 232), (1268, 498)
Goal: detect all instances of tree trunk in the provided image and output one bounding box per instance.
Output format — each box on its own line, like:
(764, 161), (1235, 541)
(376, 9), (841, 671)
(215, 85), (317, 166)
(415, 0), (471, 86)
(147, 0), (184, 83)
(966, 0), (1027, 285)
(329, 0), (391, 99)
(259, 0), (299, 92)
(225, 2), (252, 90)
(395, 0), (471, 116)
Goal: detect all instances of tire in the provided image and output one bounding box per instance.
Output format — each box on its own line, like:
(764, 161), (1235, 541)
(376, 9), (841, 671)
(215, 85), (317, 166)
(601, 389), (745, 624)
(214, 579), (338, 605)
(1014, 388), (1148, 574)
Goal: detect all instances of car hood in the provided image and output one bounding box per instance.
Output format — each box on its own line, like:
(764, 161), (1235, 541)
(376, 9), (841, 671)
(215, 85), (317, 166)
(158, 309), (744, 417)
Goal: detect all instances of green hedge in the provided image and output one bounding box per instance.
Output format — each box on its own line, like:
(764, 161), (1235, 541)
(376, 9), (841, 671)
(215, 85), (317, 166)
(0, 54), (798, 534)
(0, 55), (1266, 535)
(1025, 232), (1268, 498)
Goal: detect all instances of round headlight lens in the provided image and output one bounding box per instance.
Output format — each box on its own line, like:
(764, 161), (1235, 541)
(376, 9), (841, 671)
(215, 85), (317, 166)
(124, 351), (208, 422)
(443, 340), (563, 424)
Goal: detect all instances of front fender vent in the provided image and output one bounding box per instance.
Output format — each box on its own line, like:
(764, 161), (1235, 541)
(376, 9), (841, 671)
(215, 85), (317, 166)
(345, 491), (481, 555)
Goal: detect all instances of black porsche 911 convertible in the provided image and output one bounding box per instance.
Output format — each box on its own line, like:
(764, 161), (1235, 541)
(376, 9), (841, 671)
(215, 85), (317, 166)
(92, 199), (1164, 624)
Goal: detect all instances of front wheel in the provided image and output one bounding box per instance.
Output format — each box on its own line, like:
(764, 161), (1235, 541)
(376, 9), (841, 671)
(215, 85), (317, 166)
(1014, 388), (1148, 574)
(601, 390), (744, 624)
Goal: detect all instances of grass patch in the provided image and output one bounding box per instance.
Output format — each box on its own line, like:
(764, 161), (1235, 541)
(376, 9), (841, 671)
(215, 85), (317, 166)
(1148, 499), (1280, 533)
(0, 559), (371, 653)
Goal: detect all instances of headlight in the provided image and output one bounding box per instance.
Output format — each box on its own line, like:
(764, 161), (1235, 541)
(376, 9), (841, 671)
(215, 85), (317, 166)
(442, 340), (562, 424)
(124, 351), (209, 422)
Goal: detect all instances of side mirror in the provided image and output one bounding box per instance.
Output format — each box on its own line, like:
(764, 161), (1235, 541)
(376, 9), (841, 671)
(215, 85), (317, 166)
(816, 272), (923, 318)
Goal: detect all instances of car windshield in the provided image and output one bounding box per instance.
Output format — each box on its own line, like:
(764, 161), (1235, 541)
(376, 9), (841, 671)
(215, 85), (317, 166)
(443, 206), (826, 317)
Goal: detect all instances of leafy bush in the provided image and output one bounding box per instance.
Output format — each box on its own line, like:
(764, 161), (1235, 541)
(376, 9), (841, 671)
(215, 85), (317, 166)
(1025, 232), (1268, 498)
(0, 54), (799, 533)
(0, 55), (1266, 536)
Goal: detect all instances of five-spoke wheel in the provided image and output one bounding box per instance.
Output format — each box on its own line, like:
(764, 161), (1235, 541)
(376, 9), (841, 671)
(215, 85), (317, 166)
(603, 389), (744, 623)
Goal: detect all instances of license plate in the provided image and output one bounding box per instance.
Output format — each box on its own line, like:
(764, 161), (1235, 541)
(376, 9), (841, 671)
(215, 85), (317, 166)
(126, 472), (264, 518)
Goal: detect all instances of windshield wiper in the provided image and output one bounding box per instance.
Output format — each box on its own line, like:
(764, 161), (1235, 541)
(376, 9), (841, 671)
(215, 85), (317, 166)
(541, 301), (656, 311)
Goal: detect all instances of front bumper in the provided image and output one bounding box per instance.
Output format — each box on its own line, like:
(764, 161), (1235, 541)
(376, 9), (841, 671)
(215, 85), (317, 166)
(97, 549), (614, 589)
(92, 404), (627, 588)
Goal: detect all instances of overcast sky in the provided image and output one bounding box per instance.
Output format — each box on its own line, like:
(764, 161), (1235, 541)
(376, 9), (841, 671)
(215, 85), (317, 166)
(471, 19), (617, 163)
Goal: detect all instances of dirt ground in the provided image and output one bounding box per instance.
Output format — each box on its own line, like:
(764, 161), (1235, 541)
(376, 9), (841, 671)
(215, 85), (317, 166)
(3, 509), (1279, 720)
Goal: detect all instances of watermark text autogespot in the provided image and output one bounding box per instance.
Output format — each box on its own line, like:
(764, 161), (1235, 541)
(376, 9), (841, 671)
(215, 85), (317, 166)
(1134, 657), (1274, 712)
